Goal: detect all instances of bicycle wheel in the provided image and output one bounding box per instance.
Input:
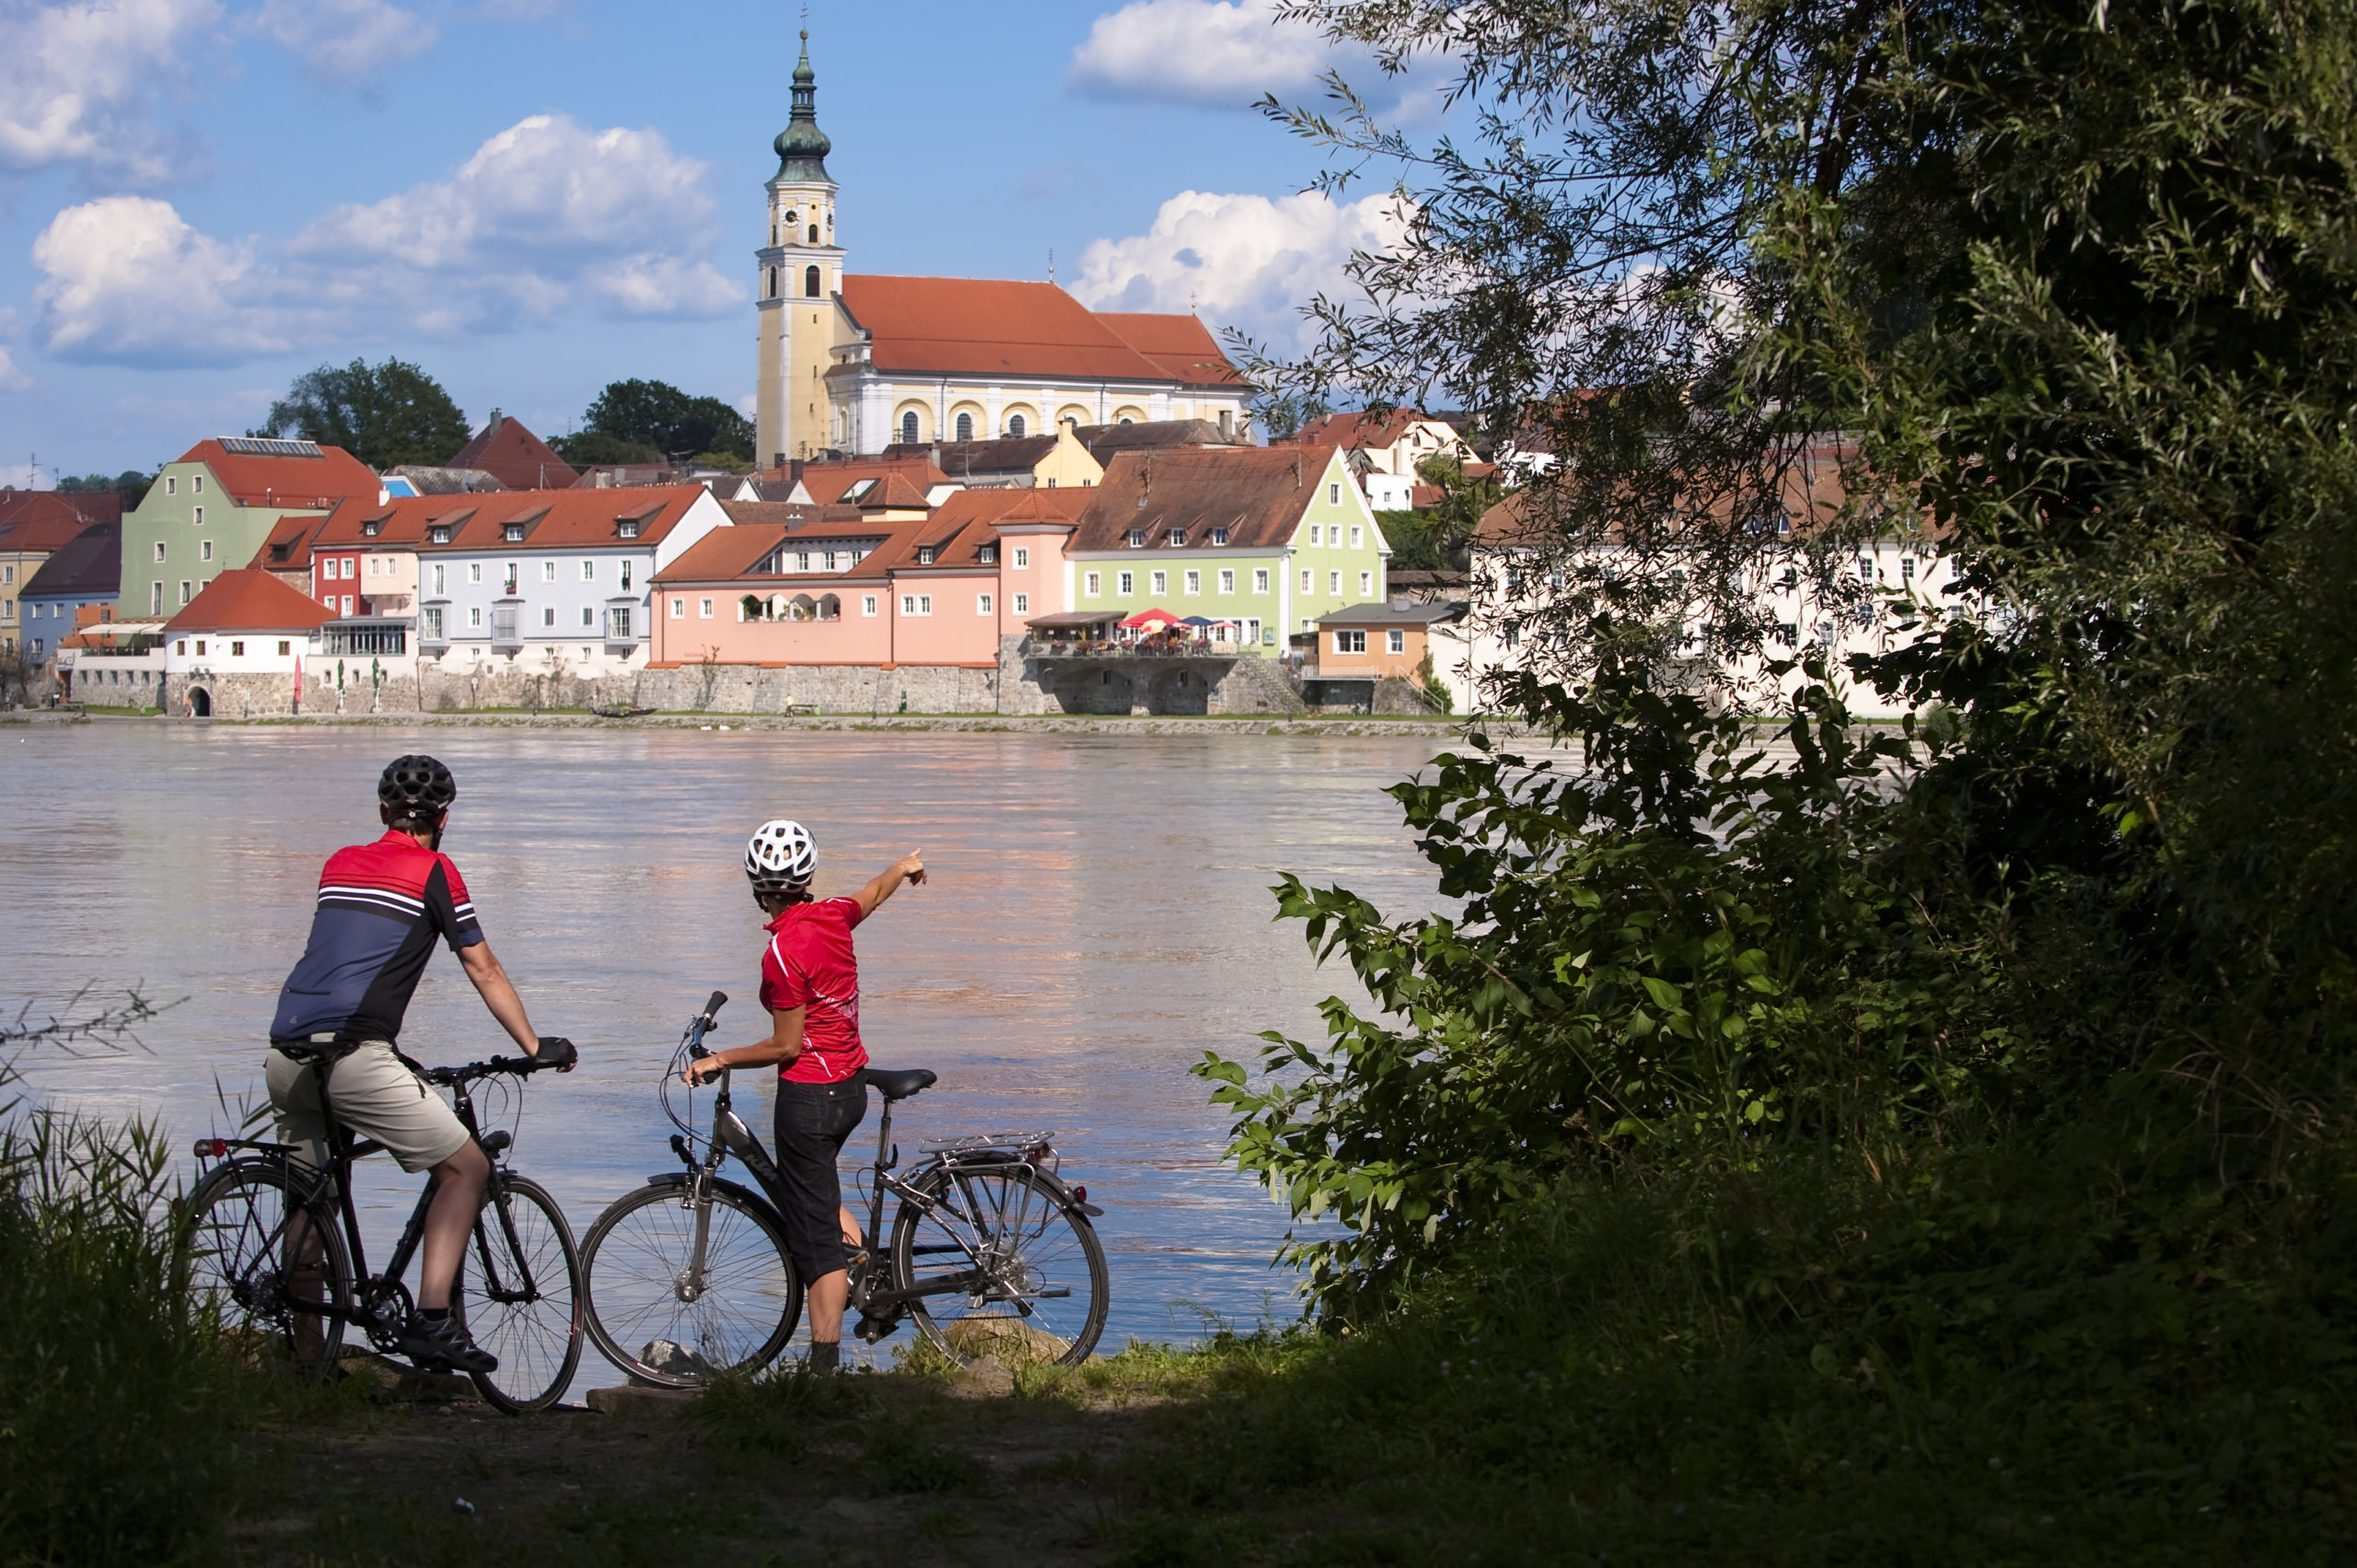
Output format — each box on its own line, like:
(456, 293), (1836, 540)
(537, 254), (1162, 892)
(890, 1166), (1108, 1368)
(580, 1179), (802, 1388)
(457, 1173), (582, 1413)
(182, 1158), (352, 1375)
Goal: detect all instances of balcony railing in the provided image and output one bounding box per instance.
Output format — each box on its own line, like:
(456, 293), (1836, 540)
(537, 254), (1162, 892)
(1025, 638), (1248, 660)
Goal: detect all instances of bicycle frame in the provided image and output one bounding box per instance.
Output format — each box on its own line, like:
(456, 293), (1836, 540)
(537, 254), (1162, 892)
(678, 1049), (1088, 1323)
(199, 1054), (542, 1349)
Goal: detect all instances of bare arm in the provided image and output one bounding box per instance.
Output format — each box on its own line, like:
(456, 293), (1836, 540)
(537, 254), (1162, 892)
(853, 851), (927, 920)
(684, 1005), (806, 1085)
(457, 940), (540, 1055)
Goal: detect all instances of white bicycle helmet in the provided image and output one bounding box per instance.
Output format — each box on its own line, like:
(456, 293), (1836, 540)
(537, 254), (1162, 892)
(745, 819), (817, 900)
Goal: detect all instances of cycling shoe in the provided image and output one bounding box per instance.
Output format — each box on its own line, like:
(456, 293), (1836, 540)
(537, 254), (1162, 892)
(398, 1313), (498, 1375)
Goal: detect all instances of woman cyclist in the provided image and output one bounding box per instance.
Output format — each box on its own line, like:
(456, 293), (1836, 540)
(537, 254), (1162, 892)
(682, 820), (926, 1371)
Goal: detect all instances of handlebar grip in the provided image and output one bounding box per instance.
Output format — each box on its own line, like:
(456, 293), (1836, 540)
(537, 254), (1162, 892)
(702, 991), (728, 1021)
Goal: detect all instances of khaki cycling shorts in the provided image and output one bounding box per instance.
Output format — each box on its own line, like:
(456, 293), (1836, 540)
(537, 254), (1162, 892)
(266, 1041), (471, 1177)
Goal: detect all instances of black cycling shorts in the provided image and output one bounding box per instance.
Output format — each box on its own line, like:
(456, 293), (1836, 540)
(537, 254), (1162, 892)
(772, 1076), (867, 1281)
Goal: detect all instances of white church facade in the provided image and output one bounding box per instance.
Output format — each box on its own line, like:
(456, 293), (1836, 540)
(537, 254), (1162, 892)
(753, 36), (1251, 466)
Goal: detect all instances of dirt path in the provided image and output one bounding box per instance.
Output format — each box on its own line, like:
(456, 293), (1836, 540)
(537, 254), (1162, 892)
(228, 1357), (1178, 1568)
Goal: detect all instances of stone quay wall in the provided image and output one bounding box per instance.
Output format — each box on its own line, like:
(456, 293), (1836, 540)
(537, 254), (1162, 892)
(144, 640), (1321, 719)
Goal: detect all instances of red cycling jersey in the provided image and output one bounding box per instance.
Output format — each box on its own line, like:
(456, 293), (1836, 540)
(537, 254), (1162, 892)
(759, 897), (867, 1085)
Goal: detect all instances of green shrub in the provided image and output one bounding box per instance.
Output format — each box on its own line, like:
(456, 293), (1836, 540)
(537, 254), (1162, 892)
(0, 1084), (230, 1566)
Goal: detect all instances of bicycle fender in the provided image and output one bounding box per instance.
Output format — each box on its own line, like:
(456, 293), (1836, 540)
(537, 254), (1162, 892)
(635, 1171), (786, 1227)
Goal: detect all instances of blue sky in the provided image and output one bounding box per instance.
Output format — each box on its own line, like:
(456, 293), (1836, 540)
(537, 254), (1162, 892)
(0, 0), (1446, 482)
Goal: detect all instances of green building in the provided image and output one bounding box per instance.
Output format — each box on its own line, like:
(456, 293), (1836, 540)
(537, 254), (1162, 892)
(1064, 445), (1388, 649)
(119, 438), (379, 620)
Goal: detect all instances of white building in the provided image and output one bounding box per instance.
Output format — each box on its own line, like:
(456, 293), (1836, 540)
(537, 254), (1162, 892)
(414, 485), (728, 675)
(1460, 454), (1959, 719)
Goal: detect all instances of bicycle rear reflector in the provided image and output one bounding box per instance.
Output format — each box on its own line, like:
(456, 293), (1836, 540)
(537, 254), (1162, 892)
(192, 1138), (229, 1158)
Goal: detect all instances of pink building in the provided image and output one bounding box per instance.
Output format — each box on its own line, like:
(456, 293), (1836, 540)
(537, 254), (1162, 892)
(649, 487), (1088, 671)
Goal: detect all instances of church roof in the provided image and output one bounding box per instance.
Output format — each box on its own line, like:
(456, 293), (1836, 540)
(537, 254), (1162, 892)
(840, 277), (1183, 383)
(448, 412), (578, 490)
(1096, 314), (1246, 388)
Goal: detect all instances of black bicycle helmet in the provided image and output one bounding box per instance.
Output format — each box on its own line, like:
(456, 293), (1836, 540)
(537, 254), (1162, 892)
(377, 754), (458, 816)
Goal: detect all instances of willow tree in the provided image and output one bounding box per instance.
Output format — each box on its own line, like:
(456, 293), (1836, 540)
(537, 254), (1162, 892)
(1213, 0), (2357, 1333)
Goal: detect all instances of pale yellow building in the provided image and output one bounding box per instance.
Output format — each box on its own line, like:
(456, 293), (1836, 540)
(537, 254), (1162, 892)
(753, 37), (1251, 467)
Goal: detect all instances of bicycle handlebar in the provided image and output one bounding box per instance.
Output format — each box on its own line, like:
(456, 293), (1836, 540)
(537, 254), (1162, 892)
(424, 1054), (555, 1086)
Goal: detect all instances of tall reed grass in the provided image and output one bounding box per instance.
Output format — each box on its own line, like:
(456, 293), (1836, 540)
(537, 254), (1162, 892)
(0, 1065), (232, 1567)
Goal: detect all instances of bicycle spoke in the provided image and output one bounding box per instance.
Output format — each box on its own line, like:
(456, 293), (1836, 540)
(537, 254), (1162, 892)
(582, 1184), (800, 1383)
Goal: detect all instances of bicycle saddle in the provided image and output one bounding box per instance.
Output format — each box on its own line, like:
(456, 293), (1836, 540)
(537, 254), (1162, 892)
(859, 1067), (937, 1100)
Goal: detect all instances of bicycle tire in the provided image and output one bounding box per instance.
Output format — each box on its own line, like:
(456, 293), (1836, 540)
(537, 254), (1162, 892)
(182, 1157), (353, 1375)
(889, 1167), (1108, 1368)
(457, 1173), (583, 1413)
(580, 1179), (803, 1387)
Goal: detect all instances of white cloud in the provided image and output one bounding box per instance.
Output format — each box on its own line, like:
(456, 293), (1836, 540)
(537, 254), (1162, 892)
(243, 0), (436, 80)
(33, 195), (297, 365)
(1068, 0), (1337, 108)
(1071, 188), (1409, 351)
(0, 349), (28, 391)
(32, 115), (739, 366)
(0, 0), (222, 181)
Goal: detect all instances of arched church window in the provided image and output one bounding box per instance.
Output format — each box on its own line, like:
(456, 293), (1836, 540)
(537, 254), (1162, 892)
(956, 412), (974, 442)
(767, 267), (777, 298)
(808, 225), (819, 244)
(1119, 416), (1134, 425)
(1007, 414), (1026, 437)
(805, 265), (822, 298)
(901, 411), (920, 445)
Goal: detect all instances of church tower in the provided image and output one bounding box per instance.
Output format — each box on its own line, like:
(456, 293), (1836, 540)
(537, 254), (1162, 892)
(755, 32), (842, 467)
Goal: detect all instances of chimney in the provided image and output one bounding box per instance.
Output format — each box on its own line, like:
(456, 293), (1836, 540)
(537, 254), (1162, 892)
(1391, 593), (1411, 612)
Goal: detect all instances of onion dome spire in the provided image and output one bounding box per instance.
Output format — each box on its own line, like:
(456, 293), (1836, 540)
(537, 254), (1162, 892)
(772, 30), (832, 183)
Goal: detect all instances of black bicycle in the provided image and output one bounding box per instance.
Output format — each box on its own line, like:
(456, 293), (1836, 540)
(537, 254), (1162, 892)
(578, 992), (1109, 1386)
(181, 1051), (584, 1413)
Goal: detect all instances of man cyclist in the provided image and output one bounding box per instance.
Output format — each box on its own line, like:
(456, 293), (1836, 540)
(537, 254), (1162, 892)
(683, 820), (926, 1372)
(266, 753), (574, 1374)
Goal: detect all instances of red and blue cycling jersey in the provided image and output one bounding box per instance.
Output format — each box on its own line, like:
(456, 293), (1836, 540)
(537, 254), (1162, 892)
(270, 831), (484, 1047)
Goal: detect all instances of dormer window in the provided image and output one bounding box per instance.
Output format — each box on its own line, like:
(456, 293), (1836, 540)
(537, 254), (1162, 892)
(844, 478), (877, 503)
(1128, 530), (1145, 548)
(1167, 529), (1186, 547)
(916, 546), (936, 565)
(428, 526), (451, 544)
(1212, 528), (1229, 546)
(978, 545), (997, 564)
(503, 523), (526, 541)
(618, 520), (640, 539)
(362, 520), (382, 538)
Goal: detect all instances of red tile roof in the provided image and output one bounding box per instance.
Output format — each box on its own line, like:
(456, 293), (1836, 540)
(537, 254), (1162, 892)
(449, 413), (578, 490)
(163, 569), (337, 633)
(250, 513), (332, 574)
(0, 506), (108, 555)
(884, 486), (1091, 574)
(1096, 313), (1244, 387)
(842, 277), (1171, 382)
(174, 439), (380, 510)
(784, 457), (950, 506)
(1282, 409), (1445, 451)
(0, 489), (120, 529)
(657, 512), (928, 587)
(388, 486), (712, 551)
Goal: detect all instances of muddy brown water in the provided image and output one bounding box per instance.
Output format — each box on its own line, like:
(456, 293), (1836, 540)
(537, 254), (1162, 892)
(3, 721), (1494, 1390)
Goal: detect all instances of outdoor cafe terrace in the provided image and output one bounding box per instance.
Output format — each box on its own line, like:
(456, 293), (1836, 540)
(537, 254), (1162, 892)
(1023, 609), (1257, 657)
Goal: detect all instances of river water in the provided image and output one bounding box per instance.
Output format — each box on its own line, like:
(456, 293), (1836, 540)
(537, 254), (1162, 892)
(2, 721), (1471, 1378)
